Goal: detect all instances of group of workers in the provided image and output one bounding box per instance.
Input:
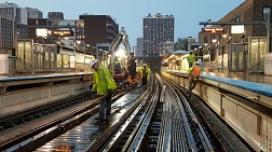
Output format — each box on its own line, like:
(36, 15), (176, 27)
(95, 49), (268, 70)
(89, 51), (201, 123)
(89, 59), (150, 123)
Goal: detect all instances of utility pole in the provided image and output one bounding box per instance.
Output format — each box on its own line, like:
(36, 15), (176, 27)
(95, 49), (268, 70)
(187, 36), (193, 51)
(267, 8), (271, 52)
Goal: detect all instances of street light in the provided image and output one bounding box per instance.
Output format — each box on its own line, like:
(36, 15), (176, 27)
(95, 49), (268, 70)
(212, 39), (218, 43)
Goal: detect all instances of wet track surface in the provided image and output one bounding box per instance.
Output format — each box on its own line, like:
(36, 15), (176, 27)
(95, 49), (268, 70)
(35, 88), (144, 152)
(1, 74), (255, 152)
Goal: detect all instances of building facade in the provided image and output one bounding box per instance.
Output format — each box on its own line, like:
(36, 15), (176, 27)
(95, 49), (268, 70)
(26, 7), (42, 19)
(198, 0), (272, 72)
(143, 13), (174, 56)
(136, 37), (144, 57)
(0, 2), (17, 22)
(0, 2), (28, 25)
(161, 41), (175, 55)
(0, 16), (13, 51)
(48, 12), (64, 25)
(78, 15), (119, 50)
(0, 2), (42, 49)
(27, 18), (52, 43)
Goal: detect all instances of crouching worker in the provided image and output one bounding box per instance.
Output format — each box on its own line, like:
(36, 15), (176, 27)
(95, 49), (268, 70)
(90, 60), (117, 122)
(187, 62), (202, 99)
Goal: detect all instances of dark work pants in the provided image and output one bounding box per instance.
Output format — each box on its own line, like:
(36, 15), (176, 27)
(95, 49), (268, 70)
(99, 92), (112, 120)
(142, 75), (148, 86)
(188, 78), (198, 99)
(189, 62), (193, 68)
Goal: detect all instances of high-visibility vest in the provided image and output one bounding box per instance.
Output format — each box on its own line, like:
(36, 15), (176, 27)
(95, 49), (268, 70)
(192, 66), (201, 77)
(188, 65), (201, 79)
(187, 54), (196, 64)
(92, 66), (117, 95)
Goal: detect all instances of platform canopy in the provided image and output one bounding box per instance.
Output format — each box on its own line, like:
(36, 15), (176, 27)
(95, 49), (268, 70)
(169, 50), (190, 55)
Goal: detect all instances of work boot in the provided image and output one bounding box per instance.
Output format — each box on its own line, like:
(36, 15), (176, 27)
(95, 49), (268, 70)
(186, 91), (189, 97)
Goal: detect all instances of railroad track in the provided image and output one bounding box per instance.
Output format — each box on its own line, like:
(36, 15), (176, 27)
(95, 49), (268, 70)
(81, 74), (165, 152)
(82, 73), (252, 152)
(85, 75), (157, 152)
(1, 74), (253, 152)
(0, 83), (127, 133)
(169, 80), (253, 152)
(0, 91), (94, 132)
(0, 85), (128, 151)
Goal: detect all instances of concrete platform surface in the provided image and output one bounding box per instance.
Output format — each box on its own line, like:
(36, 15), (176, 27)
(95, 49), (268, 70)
(0, 72), (92, 82)
(165, 70), (272, 97)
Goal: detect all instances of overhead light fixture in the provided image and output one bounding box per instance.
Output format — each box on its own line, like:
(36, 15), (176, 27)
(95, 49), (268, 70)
(36, 28), (48, 38)
(212, 39), (217, 43)
(231, 25), (245, 34)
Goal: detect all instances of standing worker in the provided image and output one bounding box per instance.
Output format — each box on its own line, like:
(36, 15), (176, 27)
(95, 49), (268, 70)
(90, 60), (117, 122)
(187, 51), (196, 68)
(141, 64), (150, 86)
(187, 62), (202, 99)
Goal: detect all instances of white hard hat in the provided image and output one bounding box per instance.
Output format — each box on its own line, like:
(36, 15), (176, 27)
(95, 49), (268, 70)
(90, 60), (98, 67)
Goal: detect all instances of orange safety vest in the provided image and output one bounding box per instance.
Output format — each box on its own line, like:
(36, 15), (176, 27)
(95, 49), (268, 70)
(191, 66), (201, 78)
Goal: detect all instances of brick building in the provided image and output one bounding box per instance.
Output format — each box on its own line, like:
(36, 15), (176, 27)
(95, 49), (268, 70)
(199, 0), (272, 72)
(78, 15), (119, 51)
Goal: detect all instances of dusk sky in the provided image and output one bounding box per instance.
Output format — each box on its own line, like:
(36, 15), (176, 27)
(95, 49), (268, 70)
(8, 0), (244, 45)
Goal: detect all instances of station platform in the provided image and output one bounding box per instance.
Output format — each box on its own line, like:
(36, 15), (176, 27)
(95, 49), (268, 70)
(0, 72), (93, 115)
(204, 70), (272, 85)
(0, 72), (92, 82)
(165, 69), (272, 97)
(161, 71), (272, 151)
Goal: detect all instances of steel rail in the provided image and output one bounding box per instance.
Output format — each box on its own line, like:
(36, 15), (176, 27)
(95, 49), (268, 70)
(0, 90), (126, 151)
(85, 77), (155, 152)
(127, 76), (160, 152)
(101, 77), (156, 152)
(169, 80), (215, 152)
(0, 91), (94, 131)
(161, 76), (198, 151)
(172, 81), (253, 152)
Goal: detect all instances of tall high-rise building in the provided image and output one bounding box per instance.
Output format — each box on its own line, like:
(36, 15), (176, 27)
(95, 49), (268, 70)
(0, 2), (17, 21)
(16, 8), (27, 25)
(143, 13), (174, 56)
(0, 2), (43, 50)
(136, 37), (144, 57)
(26, 7), (42, 19)
(0, 2), (28, 25)
(0, 16), (13, 50)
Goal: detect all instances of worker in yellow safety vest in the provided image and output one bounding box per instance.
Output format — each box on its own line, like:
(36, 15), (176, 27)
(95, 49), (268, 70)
(187, 51), (196, 68)
(141, 64), (151, 86)
(90, 60), (117, 122)
(187, 61), (202, 99)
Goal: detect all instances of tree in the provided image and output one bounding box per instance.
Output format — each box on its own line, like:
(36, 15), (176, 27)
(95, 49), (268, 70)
(174, 37), (195, 51)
